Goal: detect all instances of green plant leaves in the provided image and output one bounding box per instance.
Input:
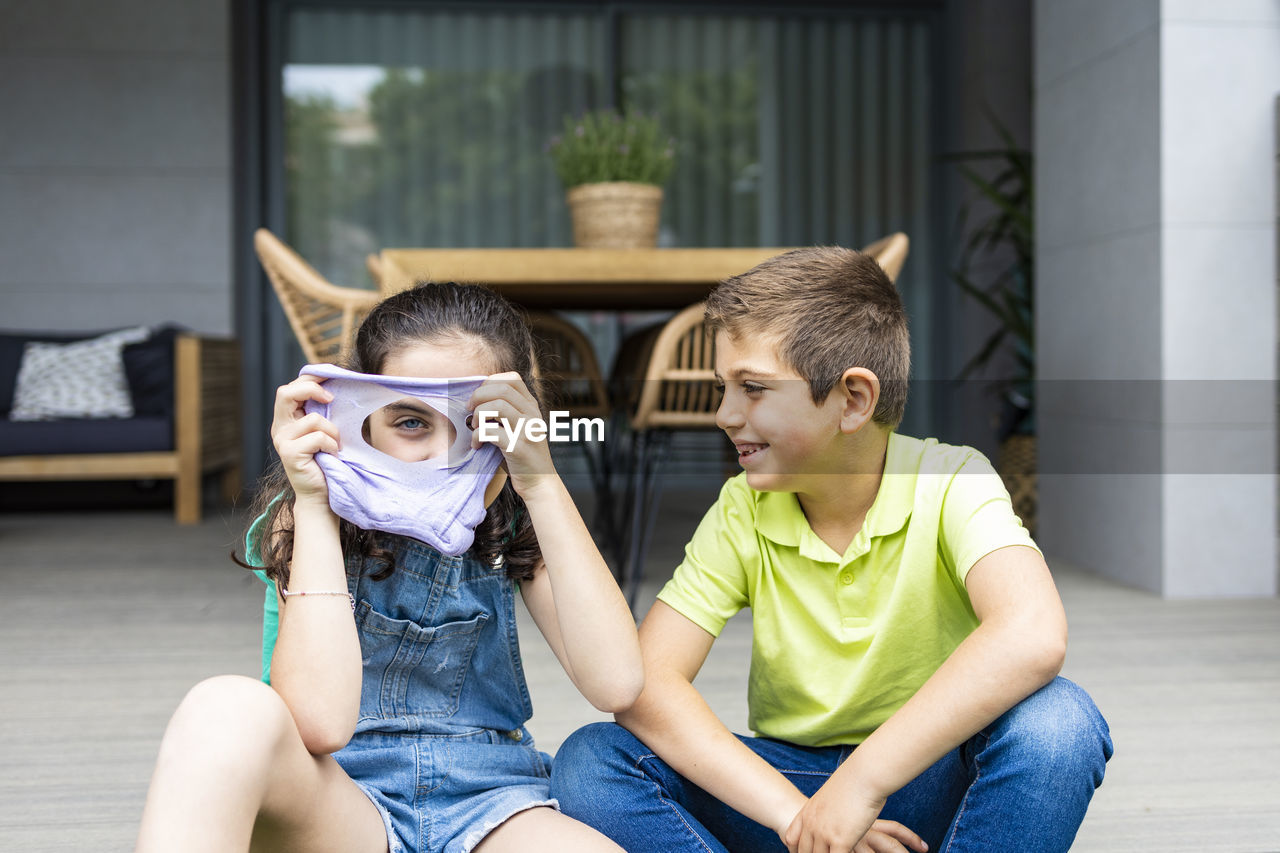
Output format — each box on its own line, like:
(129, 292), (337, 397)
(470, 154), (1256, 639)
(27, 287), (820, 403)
(548, 109), (676, 189)
(945, 110), (1035, 434)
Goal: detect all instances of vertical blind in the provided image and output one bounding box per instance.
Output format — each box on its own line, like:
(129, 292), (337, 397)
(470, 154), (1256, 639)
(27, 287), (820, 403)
(286, 9), (607, 287)
(617, 14), (934, 333)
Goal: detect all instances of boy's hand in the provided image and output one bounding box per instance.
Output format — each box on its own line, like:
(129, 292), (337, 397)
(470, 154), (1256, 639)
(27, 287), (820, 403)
(270, 374), (339, 506)
(468, 372), (555, 496)
(782, 778), (927, 853)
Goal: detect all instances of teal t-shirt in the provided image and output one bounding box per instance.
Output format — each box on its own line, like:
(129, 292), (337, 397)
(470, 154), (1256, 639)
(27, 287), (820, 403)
(244, 506), (279, 685)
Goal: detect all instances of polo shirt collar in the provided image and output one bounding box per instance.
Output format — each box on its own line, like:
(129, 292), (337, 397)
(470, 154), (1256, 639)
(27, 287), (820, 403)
(754, 432), (916, 561)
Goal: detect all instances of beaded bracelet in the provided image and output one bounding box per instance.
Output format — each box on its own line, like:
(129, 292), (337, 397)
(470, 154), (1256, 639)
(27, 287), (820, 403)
(281, 588), (356, 612)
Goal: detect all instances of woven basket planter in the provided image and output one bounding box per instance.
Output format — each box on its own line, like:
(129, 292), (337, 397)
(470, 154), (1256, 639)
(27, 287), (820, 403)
(566, 182), (663, 248)
(997, 434), (1038, 537)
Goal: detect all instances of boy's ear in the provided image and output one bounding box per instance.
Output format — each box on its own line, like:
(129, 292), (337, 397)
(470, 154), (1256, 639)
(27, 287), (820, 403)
(837, 368), (880, 434)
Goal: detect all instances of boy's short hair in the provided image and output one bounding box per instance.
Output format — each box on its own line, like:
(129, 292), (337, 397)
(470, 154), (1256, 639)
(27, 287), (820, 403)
(705, 246), (910, 426)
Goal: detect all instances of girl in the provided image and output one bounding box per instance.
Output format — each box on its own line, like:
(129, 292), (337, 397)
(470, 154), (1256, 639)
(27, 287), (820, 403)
(135, 283), (643, 853)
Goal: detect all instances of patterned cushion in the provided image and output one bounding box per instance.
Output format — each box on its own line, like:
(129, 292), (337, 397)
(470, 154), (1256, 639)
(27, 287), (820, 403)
(9, 326), (152, 421)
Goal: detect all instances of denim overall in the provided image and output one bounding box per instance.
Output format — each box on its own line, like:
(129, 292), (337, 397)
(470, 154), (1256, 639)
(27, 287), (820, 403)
(331, 535), (556, 853)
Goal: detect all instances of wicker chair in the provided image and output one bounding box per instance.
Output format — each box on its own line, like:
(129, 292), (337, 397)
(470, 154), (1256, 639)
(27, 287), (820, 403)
(365, 252), (384, 288)
(615, 233), (911, 605)
(526, 310), (619, 548)
(527, 312), (611, 420)
(860, 231), (910, 283)
(253, 228), (381, 364)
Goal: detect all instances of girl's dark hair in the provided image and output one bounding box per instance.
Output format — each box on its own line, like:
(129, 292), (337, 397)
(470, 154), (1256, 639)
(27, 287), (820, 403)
(237, 282), (545, 589)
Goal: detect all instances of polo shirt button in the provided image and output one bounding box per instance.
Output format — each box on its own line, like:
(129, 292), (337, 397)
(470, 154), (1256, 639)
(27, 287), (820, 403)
(840, 572), (854, 585)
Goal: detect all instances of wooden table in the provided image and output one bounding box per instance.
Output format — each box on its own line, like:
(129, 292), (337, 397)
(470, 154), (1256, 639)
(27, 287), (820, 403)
(377, 248), (794, 310)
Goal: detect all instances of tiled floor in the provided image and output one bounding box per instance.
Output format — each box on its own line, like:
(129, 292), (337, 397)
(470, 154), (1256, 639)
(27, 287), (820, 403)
(1, 491), (1277, 851)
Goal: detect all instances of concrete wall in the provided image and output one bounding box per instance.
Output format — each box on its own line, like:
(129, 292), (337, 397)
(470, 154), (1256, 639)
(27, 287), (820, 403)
(1157, 0), (1279, 596)
(0, 0), (233, 334)
(1035, 0), (1165, 591)
(1035, 0), (1278, 596)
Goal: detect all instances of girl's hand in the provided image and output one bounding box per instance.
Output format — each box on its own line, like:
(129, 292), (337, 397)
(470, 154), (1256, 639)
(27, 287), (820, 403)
(468, 372), (555, 497)
(270, 375), (340, 506)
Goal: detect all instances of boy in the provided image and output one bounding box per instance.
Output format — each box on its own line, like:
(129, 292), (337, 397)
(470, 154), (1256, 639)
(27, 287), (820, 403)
(551, 247), (1112, 852)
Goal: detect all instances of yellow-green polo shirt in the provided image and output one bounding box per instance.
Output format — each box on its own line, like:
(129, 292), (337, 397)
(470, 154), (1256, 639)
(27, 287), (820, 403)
(656, 432), (1039, 747)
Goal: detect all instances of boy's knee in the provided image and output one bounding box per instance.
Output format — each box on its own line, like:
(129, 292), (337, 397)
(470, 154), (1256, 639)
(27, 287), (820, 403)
(992, 677), (1113, 782)
(553, 722), (635, 778)
(550, 723), (642, 808)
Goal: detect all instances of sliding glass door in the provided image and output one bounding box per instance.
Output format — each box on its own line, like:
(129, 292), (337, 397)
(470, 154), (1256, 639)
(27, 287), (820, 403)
(242, 2), (940, 473)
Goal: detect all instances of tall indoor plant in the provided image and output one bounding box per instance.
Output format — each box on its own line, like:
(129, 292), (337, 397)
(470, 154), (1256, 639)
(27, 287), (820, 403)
(549, 109), (676, 248)
(944, 113), (1036, 531)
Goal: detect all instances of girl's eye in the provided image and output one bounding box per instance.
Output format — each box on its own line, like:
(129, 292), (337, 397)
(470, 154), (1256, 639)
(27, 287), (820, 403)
(712, 381), (726, 393)
(742, 382), (765, 395)
(397, 417), (429, 431)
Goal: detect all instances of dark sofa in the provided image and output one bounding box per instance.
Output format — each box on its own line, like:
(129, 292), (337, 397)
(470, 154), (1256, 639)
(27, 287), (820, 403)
(0, 327), (241, 523)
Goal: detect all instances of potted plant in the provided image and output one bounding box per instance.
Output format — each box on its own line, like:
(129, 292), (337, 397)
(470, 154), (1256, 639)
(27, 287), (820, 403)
(944, 113), (1036, 532)
(549, 109), (676, 248)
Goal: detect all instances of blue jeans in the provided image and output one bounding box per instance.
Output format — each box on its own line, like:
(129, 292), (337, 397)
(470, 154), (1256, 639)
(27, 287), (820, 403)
(551, 677), (1112, 853)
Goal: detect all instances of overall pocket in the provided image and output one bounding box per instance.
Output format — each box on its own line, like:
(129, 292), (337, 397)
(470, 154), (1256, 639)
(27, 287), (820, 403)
(356, 601), (489, 720)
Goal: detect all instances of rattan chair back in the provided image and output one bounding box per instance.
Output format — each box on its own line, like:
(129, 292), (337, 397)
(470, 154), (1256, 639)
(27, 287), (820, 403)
(527, 311), (611, 419)
(253, 228), (381, 365)
(859, 231), (910, 282)
(629, 302), (720, 432)
(365, 253), (384, 288)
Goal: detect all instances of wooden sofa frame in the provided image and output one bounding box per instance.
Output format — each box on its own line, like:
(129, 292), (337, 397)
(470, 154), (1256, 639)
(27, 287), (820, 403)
(0, 334), (241, 523)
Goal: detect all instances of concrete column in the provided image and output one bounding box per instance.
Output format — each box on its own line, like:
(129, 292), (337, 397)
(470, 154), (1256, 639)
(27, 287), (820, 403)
(1035, 0), (1278, 596)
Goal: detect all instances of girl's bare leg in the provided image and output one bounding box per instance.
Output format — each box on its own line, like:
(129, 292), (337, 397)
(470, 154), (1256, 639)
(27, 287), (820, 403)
(473, 807), (625, 853)
(135, 675), (387, 853)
